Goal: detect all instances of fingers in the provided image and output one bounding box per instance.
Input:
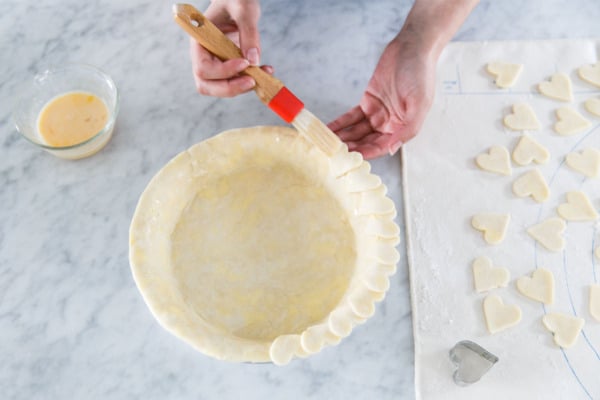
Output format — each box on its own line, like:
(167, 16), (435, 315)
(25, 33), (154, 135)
(222, 0), (262, 65)
(328, 106), (365, 132)
(347, 133), (402, 160)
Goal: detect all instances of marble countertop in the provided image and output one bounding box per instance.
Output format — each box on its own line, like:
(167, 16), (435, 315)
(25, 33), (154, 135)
(1, 1), (598, 399)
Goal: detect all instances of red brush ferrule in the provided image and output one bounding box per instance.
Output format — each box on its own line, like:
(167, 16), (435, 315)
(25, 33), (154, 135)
(267, 87), (304, 123)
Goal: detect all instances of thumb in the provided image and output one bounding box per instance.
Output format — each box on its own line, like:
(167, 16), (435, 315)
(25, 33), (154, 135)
(231, 3), (261, 65)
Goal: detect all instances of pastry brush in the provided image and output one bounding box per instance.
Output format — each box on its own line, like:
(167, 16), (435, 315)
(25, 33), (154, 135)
(173, 3), (342, 156)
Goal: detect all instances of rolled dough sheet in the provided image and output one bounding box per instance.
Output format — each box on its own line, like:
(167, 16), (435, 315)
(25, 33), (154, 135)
(403, 40), (600, 400)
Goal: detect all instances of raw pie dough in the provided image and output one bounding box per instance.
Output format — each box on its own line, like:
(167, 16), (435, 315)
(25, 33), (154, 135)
(475, 145), (512, 175)
(542, 313), (585, 348)
(578, 62), (600, 88)
(584, 97), (600, 117)
(486, 62), (523, 88)
(512, 168), (550, 202)
(512, 135), (550, 166)
(483, 294), (522, 334)
(516, 268), (555, 305)
(471, 213), (511, 245)
(472, 256), (510, 293)
(566, 148), (600, 178)
(129, 126), (399, 365)
(557, 191), (598, 221)
(538, 73), (573, 102)
(554, 107), (591, 136)
(503, 103), (541, 131)
(527, 217), (566, 252)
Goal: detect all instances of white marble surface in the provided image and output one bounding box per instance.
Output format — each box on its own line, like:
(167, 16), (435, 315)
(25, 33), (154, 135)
(0, 1), (598, 399)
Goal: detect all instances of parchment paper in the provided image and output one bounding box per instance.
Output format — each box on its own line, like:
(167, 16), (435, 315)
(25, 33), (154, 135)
(403, 39), (600, 399)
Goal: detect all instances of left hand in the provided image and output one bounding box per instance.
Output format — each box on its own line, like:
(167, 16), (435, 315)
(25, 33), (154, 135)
(328, 34), (436, 159)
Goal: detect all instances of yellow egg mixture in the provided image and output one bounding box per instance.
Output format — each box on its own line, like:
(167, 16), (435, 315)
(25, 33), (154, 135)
(37, 91), (108, 147)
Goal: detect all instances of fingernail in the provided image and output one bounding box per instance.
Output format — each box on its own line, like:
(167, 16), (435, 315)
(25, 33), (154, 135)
(238, 59), (250, 70)
(246, 48), (260, 66)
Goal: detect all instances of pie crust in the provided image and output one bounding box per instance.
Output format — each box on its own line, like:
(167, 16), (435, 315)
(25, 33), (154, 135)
(129, 126), (399, 365)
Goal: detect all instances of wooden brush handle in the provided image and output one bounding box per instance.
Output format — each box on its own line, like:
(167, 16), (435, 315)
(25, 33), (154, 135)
(173, 3), (284, 105)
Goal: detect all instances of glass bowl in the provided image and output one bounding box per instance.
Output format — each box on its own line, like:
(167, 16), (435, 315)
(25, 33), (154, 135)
(12, 64), (119, 160)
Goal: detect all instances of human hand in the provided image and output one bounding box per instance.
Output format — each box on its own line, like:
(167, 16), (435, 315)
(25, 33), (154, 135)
(189, 0), (273, 97)
(328, 35), (436, 159)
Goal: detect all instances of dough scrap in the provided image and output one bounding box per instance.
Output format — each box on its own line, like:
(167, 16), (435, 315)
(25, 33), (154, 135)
(538, 73), (573, 102)
(483, 294), (522, 334)
(578, 62), (600, 88)
(503, 103), (541, 131)
(512, 168), (550, 202)
(591, 285), (600, 322)
(554, 107), (592, 136)
(486, 62), (523, 88)
(565, 148), (600, 178)
(512, 134), (550, 166)
(584, 97), (600, 117)
(557, 191), (599, 221)
(527, 217), (566, 252)
(471, 213), (511, 245)
(516, 268), (555, 305)
(475, 145), (512, 176)
(472, 256), (510, 293)
(542, 313), (585, 348)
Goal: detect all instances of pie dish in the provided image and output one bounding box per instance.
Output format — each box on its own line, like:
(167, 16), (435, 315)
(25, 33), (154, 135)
(129, 125), (399, 365)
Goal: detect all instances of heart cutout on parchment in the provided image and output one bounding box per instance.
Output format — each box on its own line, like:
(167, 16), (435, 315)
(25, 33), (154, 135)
(557, 191), (599, 221)
(578, 62), (600, 88)
(503, 103), (541, 131)
(527, 217), (566, 252)
(554, 107), (591, 136)
(486, 62), (523, 88)
(538, 73), (573, 102)
(475, 145), (512, 176)
(584, 97), (600, 117)
(483, 294), (522, 334)
(565, 148), (600, 178)
(471, 213), (511, 245)
(512, 134), (550, 166)
(449, 340), (499, 386)
(512, 168), (550, 202)
(516, 268), (555, 305)
(542, 313), (585, 348)
(472, 256), (510, 293)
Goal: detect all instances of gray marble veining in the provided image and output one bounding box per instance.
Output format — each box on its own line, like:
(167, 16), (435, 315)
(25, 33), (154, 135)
(0, 0), (598, 399)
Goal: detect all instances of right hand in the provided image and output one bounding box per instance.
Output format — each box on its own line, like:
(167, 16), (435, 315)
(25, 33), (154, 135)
(189, 0), (272, 97)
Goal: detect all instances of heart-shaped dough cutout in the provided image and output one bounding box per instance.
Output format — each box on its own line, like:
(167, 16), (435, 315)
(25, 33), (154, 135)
(471, 213), (510, 245)
(527, 217), (566, 252)
(472, 256), (510, 293)
(512, 135), (550, 166)
(483, 294), (522, 334)
(538, 73), (573, 102)
(503, 103), (541, 131)
(516, 268), (555, 305)
(557, 191), (598, 221)
(554, 107), (591, 136)
(512, 168), (550, 202)
(591, 285), (600, 322)
(584, 97), (600, 117)
(578, 62), (600, 88)
(449, 340), (498, 386)
(475, 145), (512, 176)
(565, 148), (600, 178)
(542, 313), (584, 348)
(486, 62), (523, 88)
